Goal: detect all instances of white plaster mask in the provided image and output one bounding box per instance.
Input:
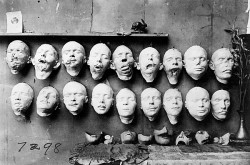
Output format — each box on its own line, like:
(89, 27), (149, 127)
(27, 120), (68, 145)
(141, 88), (161, 121)
(87, 43), (111, 80)
(32, 44), (60, 80)
(116, 88), (136, 124)
(36, 86), (59, 117)
(185, 87), (210, 121)
(91, 83), (113, 115)
(6, 40), (30, 74)
(211, 90), (230, 121)
(111, 45), (135, 81)
(163, 48), (183, 85)
(176, 131), (193, 145)
(154, 126), (173, 145)
(62, 41), (86, 77)
(183, 45), (208, 80)
(11, 83), (34, 116)
(209, 48), (234, 84)
(121, 130), (137, 144)
(63, 81), (88, 115)
(163, 88), (183, 125)
(85, 132), (103, 144)
(195, 130), (210, 145)
(213, 133), (231, 145)
(138, 134), (153, 145)
(137, 47), (163, 82)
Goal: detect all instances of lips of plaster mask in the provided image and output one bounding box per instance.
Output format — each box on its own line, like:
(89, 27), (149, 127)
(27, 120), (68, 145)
(121, 130), (137, 144)
(154, 126), (173, 145)
(11, 83), (34, 116)
(195, 130), (210, 145)
(87, 43), (111, 80)
(85, 131), (103, 144)
(137, 47), (163, 82)
(32, 44), (60, 80)
(175, 130), (193, 145)
(209, 48), (234, 84)
(163, 48), (183, 85)
(62, 41), (86, 77)
(6, 40), (31, 74)
(183, 45), (208, 80)
(138, 134), (153, 145)
(111, 45), (135, 81)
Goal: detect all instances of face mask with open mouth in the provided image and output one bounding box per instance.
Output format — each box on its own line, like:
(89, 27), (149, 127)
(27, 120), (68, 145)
(175, 130), (193, 145)
(195, 130), (210, 145)
(154, 126), (173, 145)
(121, 130), (137, 144)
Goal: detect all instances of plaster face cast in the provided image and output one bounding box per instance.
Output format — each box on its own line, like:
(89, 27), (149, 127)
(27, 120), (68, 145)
(32, 44), (60, 80)
(138, 47), (163, 82)
(63, 81), (88, 115)
(175, 131), (193, 145)
(11, 83), (34, 116)
(211, 90), (230, 121)
(163, 88), (183, 125)
(209, 48), (234, 84)
(91, 83), (114, 115)
(213, 133), (231, 146)
(116, 88), (136, 124)
(185, 87), (210, 121)
(154, 126), (173, 145)
(183, 45), (208, 80)
(62, 41), (86, 76)
(36, 86), (59, 117)
(120, 130), (137, 144)
(141, 88), (161, 121)
(195, 130), (210, 145)
(88, 43), (111, 80)
(6, 40), (30, 74)
(85, 132), (103, 144)
(163, 48), (183, 85)
(111, 45), (135, 81)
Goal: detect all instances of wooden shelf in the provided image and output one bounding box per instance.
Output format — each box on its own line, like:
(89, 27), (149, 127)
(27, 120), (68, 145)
(0, 33), (169, 37)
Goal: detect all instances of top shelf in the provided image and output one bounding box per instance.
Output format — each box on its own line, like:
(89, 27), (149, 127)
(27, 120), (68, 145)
(0, 33), (169, 37)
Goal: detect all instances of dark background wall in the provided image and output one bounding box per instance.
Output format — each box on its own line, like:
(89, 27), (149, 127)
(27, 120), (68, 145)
(0, 0), (249, 164)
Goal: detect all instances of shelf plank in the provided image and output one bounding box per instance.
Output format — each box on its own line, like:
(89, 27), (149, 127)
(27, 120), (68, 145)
(0, 33), (169, 37)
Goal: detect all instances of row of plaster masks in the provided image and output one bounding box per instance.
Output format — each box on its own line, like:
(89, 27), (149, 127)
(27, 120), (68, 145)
(6, 40), (234, 84)
(11, 82), (230, 124)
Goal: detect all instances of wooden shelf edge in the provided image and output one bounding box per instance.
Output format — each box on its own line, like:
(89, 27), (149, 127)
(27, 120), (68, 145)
(0, 33), (169, 37)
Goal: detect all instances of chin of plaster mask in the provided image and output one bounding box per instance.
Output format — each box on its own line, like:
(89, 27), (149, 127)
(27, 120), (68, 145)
(183, 45), (208, 80)
(91, 83), (114, 115)
(63, 81), (88, 115)
(211, 90), (230, 121)
(121, 130), (137, 144)
(36, 86), (60, 117)
(88, 43), (111, 80)
(185, 87), (210, 121)
(213, 133), (231, 145)
(154, 126), (173, 145)
(111, 45), (135, 81)
(141, 88), (161, 122)
(175, 130), (193, 145)
(6, 40), (31, 74)
(137, 47), (163, 82)
(138, 134), (153, 145)
(85, 132), (103, 144)
(195, 130), (210, 145)
(32, 44), (60, 80)
(62, 41), (86, 77)
(163, 48), (183, 85)
(116, 88), (136, 124)
(209, 48), (234, 84)
(163, 88), (183, 125)
(11, 83), (34, 116)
